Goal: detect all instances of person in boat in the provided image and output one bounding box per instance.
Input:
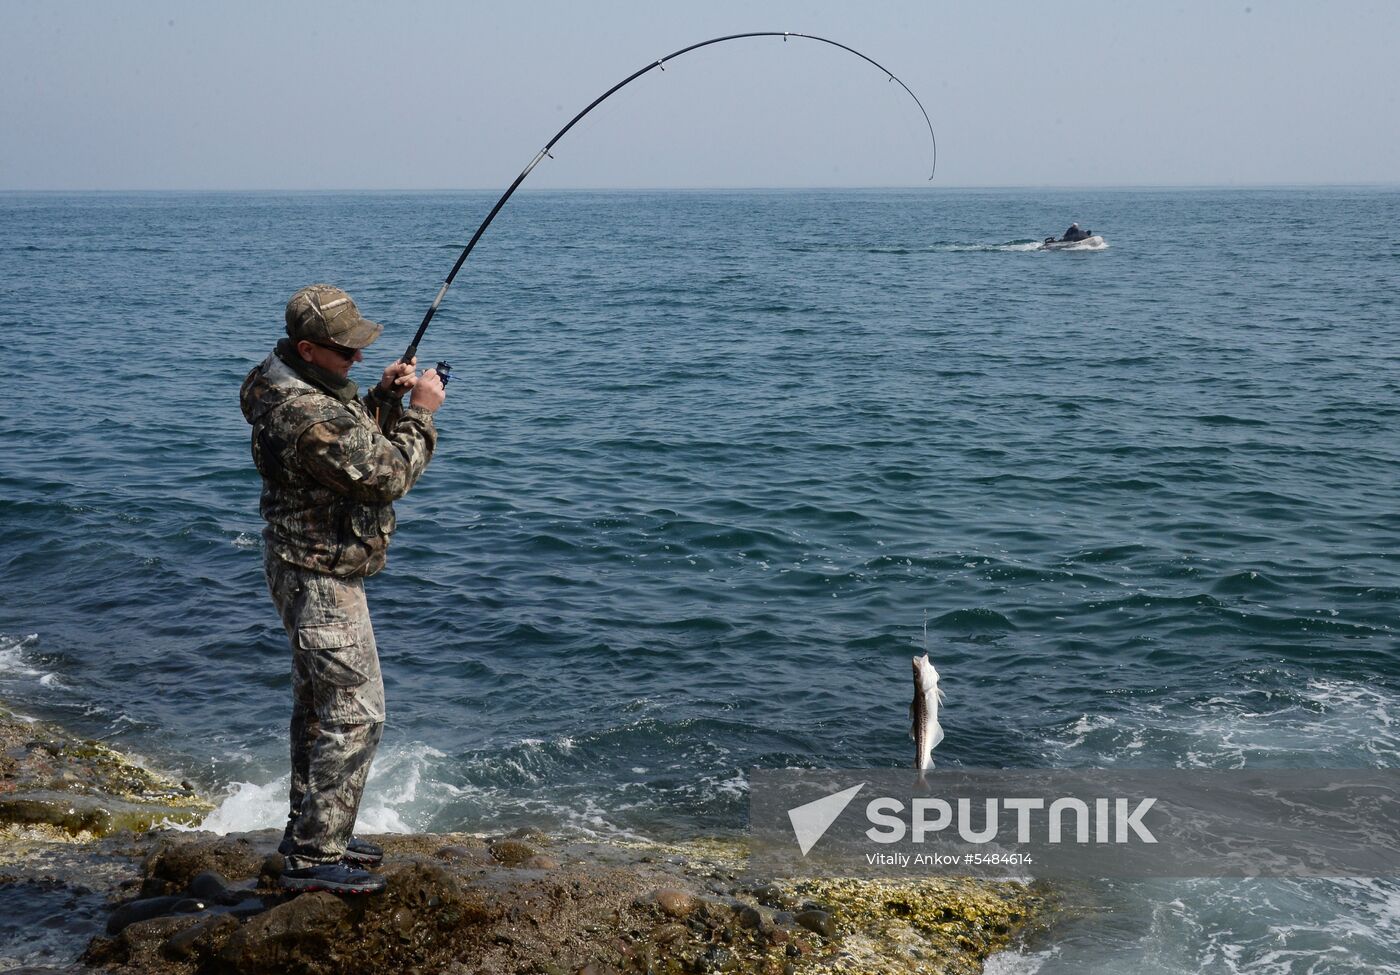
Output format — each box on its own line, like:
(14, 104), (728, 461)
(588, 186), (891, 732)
(1061, 222), (1091, 242)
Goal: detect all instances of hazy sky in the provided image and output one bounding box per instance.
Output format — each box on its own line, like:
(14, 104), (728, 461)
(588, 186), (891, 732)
(3, 0), (1397, 190)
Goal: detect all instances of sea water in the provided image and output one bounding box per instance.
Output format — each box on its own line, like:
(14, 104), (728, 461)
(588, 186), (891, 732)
(2, 187), (1398, 971)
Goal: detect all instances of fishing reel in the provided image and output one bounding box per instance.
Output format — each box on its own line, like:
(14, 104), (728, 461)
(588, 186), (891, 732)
(436, 361), (452, 387)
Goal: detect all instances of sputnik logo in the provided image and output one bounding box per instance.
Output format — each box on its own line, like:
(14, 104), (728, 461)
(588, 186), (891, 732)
(787, 783), (865, 855)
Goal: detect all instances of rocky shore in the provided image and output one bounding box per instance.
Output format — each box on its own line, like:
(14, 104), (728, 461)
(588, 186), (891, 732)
(1, 706), (1052, 974)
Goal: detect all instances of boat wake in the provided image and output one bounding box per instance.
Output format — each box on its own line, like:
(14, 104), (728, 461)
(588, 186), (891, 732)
(1039, 236), (1108, 251)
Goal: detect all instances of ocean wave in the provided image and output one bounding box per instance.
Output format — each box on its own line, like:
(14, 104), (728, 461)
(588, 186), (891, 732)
(1211, 569), (1288, 595)
(1196, 413), (1270, 427)
(1041, 668), (1400, 769)
(0, 633), (42, 677)
(930, 607), (1017, 633)
(195, 741), (450, 836)
(0, 632), (69, 694)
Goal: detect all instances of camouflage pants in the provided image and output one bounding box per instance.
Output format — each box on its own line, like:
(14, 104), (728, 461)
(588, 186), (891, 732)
(264, 550), (385, 870)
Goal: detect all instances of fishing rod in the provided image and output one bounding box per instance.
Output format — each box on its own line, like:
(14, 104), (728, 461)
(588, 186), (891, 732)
(404, 31), (938, 380)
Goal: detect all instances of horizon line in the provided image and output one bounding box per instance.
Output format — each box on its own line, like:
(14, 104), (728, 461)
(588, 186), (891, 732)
(3, 181), (1399, 195)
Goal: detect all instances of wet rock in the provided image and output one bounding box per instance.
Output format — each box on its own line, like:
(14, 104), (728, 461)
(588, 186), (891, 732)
(433, 844), (493, 865)
(221, 891), (349, 973)
(106, 895), (207, 935)
(259, 851), (285, 886)
(488, 838), (539, 866)
(736, 905), (763, 929)
(524, 854), (560, 870)
(138, 876), (173, 898)
(504, 825), (551, 845)
(794, 908), (836, 938)
(0, 713), (211, 838)
(650, 922), (689, 945)
(87, 913), (211, 969)
(703, 944), (738, 972)
(162, 912), (239, 961)
(0, 792), (204, 837)
(574, 963), (619, 975)
(751, 882), (785, 907)
(143, 834), (266, 892)
(654, 887), (696, 918)
(188, 868), (247, 905)
(692, 897), (734, 929)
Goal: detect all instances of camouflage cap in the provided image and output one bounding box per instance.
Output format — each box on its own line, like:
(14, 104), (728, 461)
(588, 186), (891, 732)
(284, 285), (384, 349)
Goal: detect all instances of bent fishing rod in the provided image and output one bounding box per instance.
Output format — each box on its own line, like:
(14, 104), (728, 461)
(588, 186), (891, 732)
(404, 31), (938, 381)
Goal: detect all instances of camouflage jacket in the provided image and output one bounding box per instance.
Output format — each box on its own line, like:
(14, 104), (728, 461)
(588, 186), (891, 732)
(240, 348), (437, 578)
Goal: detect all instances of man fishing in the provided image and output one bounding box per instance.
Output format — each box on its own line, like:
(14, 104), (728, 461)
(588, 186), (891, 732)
(240, 284), (445, 894)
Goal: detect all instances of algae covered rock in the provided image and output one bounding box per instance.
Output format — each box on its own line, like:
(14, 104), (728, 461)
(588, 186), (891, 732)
(0, 707), (210, 839)
(29, 816), (1052, 975)
(221, 892), (350, 974)
(143, 833), (269, 892)
(487, 838), (539, 866)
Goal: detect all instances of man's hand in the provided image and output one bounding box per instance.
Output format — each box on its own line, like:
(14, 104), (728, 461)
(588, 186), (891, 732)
(378, 357), (419, 397)
(410, 368), (446, 414)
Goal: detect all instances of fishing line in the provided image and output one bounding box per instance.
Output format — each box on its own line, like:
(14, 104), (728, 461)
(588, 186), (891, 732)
(403, 31), (938, 370)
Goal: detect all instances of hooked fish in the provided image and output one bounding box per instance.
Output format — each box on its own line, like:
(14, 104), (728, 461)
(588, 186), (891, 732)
(910, 652), (945, 782)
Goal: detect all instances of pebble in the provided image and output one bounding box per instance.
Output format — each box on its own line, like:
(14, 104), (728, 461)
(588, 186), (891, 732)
(650, 923), (688, 945)
(434, 844), (491, 865)
(504, 825), (551, 845)
(703, 945), (736, 971)
(795, 909), (836, 938)
(574, 963), (619, 975)
(654, 888), (696, 918)
(488, 839), (539, 866)
(752, 883), (785, 907)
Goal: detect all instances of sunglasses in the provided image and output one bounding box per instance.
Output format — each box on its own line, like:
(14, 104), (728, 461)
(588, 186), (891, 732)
(313, 341), (358, 362)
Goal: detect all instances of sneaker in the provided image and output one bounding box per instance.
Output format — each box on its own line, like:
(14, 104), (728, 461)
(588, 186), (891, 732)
(343, 836), (384, 867)
(278, 835), (384, 867)
(279, 861), (386, 895)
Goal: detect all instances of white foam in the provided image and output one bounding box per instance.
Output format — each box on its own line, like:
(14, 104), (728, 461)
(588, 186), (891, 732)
(983, 949), (1052, 975)
(195, 775), (290, 833)
(1045, 671), (1400, 769)
(355, 743), (446, 833)
(195, 741), (448, 835)
(0, 633), (42, 677)
(935, 241), (1045, 253)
